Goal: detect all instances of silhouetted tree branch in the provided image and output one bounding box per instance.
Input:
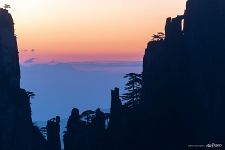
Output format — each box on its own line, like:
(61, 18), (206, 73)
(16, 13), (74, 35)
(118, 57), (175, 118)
(4, 4), (11, 9)
(26, 91), (35, 99)
(80, 110), (95, 125)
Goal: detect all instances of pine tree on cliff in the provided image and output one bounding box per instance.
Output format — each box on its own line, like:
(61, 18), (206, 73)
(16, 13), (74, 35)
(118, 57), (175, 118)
(152, 32), (165, 41)
(121, 73), (142, 108)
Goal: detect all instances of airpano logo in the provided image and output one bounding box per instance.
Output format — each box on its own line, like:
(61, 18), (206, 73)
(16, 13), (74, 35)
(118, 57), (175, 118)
(188, 143), (222, 149)
(206, 143), (222, 148)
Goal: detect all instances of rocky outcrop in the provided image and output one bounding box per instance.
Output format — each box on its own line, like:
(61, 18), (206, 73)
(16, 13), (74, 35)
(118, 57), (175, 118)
(109, 88), (122, 130)
(46, 116), (61, 150)
(165, 15), (184, 39)
(143, 0), (225, 148)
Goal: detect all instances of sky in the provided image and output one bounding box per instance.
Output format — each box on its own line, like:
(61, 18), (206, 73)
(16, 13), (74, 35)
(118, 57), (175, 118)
(0, 0), (187, 121)
(1, 0), (186, 63)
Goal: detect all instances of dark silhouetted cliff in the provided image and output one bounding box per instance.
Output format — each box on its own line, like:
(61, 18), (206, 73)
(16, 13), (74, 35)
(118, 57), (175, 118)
(143, 0), (225, 149)
(0, 8), (47, 150)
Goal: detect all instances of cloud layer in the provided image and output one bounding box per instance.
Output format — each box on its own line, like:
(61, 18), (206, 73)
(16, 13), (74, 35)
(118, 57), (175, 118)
(20, 61), (142, 121)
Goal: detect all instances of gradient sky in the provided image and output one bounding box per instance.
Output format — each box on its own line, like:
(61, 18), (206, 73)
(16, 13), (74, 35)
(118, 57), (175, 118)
(1, 0), (186, 63)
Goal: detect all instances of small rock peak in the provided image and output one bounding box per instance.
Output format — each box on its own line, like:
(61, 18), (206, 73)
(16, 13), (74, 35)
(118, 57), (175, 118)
(165, 15), (184, 40)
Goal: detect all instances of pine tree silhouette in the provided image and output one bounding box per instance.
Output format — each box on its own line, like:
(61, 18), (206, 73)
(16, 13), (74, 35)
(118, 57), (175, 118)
(121, 73), (142, 108)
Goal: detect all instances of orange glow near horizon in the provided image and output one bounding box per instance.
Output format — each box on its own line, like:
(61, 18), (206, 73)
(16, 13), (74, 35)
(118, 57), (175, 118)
(1, 0), (186, 63)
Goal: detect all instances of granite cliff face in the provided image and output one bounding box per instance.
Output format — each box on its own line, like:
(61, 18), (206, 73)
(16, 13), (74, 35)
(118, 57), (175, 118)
(0, 8), (46, 150)
(143, 0), (225, 148)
